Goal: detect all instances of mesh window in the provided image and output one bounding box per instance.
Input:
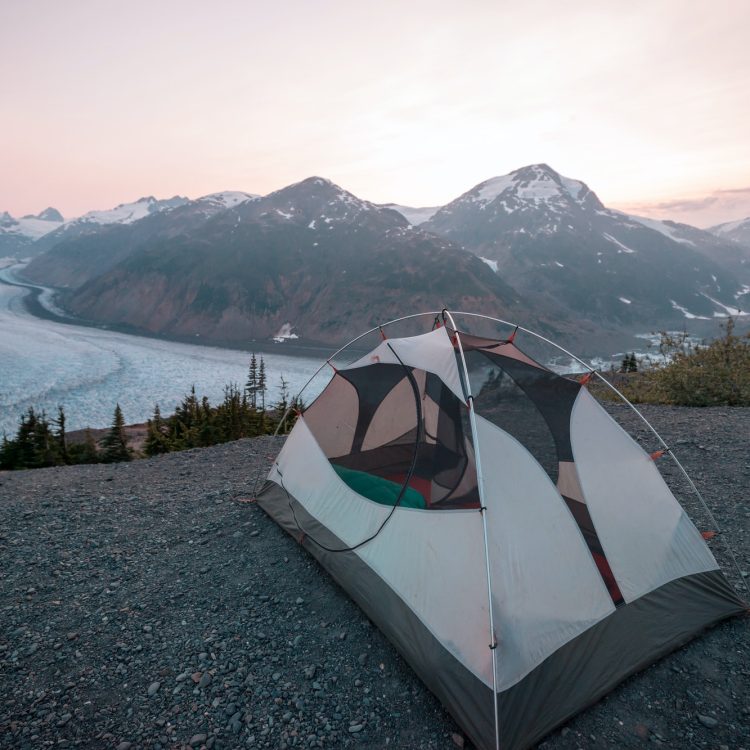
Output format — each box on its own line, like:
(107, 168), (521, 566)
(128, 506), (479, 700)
(302, 363), (479, 510)
(464, 349), (561, 483)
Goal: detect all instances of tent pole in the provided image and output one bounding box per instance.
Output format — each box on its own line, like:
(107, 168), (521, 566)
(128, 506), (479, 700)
(442, 308), (501, 750)
(449, 310), (749, 599)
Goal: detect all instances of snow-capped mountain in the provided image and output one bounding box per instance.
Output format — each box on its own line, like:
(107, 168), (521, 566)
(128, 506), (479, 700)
(0, 207), (64, 255)
(28, 195), (190, 257)
(710, 216), (750, 248)
(24, 192), (256, 289)
(60, 176), (534, 346)
(380, 203), (441, 226)
(422, 164), (749, 324)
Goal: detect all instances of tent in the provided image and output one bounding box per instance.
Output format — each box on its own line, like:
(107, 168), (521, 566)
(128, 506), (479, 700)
(257, 311), (746, 750)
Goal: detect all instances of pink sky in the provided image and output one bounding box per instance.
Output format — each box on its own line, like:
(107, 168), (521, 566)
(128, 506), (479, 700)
(1, 0), (749, 227)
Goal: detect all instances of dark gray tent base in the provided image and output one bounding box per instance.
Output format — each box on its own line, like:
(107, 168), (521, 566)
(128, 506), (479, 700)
(257, 481), (745, 750)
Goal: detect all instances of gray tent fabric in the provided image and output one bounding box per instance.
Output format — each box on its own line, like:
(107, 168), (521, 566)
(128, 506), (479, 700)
(256, 323), (747, 750)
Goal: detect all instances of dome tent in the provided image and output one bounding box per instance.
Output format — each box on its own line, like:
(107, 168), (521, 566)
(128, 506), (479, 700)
(256, 310), (746, 750)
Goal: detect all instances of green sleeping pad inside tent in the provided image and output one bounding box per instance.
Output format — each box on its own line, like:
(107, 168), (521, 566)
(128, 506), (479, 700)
(332, 464), (427, 509)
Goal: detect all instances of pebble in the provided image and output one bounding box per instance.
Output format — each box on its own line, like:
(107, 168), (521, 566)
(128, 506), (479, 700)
(148, 681), (161, 696)
(697, 714), (718, 728)
(198, 672), (212, 689)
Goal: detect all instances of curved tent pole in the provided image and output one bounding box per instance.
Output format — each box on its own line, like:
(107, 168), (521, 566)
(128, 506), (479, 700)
(442, 308), (501, 750)
(449, 310), (749, 600)
(271, 311), (442, 436)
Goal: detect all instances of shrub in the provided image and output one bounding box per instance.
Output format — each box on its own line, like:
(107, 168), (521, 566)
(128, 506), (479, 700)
(600, 319), (750, 406)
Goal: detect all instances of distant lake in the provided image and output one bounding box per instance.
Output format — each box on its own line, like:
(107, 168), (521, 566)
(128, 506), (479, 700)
(0, 264), (334, 435)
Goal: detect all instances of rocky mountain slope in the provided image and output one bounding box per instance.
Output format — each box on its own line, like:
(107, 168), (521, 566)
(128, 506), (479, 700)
(0, 207), (64, 256)
(23, 192), (257, 289)
(420, 164), (749, 324)
(61, 178), (538, 346)
(710, 215), (750, 248)
(14, 165), (750, 349)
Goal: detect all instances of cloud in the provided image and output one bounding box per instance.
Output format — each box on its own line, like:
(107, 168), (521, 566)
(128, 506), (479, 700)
(645, 196), (718, 213)
(716, 186), (750, 195)
(615, 187), (750, 228)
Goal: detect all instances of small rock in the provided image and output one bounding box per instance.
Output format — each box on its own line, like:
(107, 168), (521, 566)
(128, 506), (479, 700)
(295, 597), (304, 605)
(348, 724), (364, 733)
(190, 733), (208, 746)
(148, 681), (161, 697)
(116, 743), (132, 750)
(697, 714), (718, 728)
(451, 733), (465, 748)
(198, 672), (212, 689)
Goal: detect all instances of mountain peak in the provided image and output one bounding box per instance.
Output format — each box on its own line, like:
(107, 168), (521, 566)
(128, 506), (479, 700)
(36, 207), (64, 222)
(459, 163), (602, 212)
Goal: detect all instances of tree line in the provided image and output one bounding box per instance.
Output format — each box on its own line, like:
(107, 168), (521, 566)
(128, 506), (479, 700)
(0, 354), (301, 471)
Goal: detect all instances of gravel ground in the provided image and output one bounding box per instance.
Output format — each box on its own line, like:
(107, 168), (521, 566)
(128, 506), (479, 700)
(0, 406), (748, 750)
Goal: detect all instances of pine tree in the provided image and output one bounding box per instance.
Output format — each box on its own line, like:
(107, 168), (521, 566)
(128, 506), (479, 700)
(80, 429), (100, 463)
(144, 404), (171, 456)
(54, 405), (68, 464)
(276, 375), (290, 434)
(100, 404), (131, 463)
(258, 357), (267, 410)
(246, 353), (258, 408)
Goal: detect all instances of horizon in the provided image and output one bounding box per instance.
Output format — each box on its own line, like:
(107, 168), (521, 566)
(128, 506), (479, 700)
(2, 0), (749, 228)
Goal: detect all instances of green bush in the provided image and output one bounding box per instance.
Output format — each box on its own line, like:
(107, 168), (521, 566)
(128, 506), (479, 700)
(600, 319), (750, 406)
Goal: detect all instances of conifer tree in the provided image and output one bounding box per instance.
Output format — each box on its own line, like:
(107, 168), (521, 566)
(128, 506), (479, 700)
(246, 354), (258, 408)
(101, 404), (131, 463)
(258, 356), (267, 410)
(144, 404), (171, 456)
(54, 405), (68, 464)
(79, 429), (100, 463)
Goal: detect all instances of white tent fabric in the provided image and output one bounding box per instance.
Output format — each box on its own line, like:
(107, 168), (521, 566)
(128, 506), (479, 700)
(570, 388), (718, 602)
(476, 415), (615, 690)
(269, 418), (493, 685)
(346, 327), (466, 404)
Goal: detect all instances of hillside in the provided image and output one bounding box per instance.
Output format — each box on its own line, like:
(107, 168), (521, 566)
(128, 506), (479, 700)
(421, 164), (750, 325)
(14, 165), (750, 351)
(61, 178), (554, 346)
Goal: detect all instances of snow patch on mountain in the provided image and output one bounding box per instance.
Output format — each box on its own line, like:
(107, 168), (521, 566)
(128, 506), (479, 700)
(612, 211), (696, 246)
(383, 204), (440, 226)
(670, 300), (709, 320)
(201, 191), (257, 209)
(711, 216), (750, 236)
(480, 257), (498, 272)
(603, 233), (636, 254)
(272, 323), (299, 343)
(475, 175), (515, 203)
(78, 196), (188, 226)
(701, 293), (747, 317)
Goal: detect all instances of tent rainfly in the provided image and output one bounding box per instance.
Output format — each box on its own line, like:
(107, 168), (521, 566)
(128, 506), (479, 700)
(257, 311), (746, 750)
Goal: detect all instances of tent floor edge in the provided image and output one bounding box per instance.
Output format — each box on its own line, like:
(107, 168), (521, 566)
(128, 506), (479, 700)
(497, 569), (745, 750)
(256, 480), (497, 750)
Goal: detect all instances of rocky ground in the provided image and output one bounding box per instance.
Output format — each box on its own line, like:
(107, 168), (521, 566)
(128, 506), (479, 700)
(0, 406), (748, 750)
